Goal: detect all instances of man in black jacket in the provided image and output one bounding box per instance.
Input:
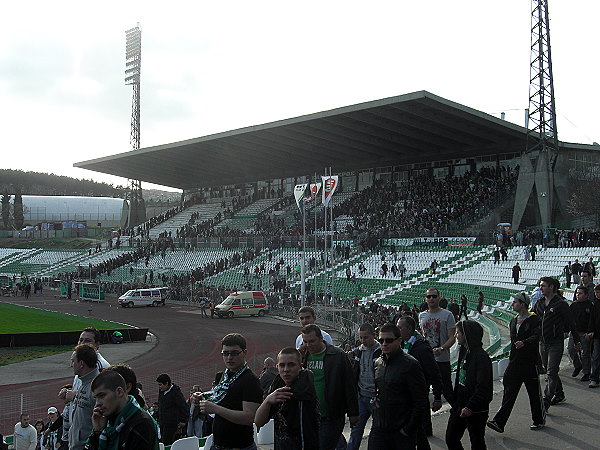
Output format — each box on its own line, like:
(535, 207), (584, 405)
(85, 370), (158, 450)
(487, 292), (545, 433)
(445, 320), (493, 450)
(534, 277), (581, 407)
(398, 315), (443, 449)
(568, 285), (594, 381)
(369, 323), (428, 450)
(156, 373), (188, 445)
(301, 324), (358, 450)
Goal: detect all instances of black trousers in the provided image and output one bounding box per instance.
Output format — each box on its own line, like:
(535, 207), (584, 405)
(492, 364), (545, 428)
(445, 409), (488, 450)
(437, 361), (454, 404)
(160, 423), (179, 445)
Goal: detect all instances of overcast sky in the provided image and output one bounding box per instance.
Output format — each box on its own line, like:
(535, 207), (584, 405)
(1, 1), (598, 192)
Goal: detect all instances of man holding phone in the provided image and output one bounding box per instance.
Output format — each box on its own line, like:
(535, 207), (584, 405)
(85, 370), (158, 450)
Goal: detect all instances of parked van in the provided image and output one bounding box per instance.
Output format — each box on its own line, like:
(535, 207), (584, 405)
(215, 291), (269, 318)
(118, 287), (169, 307)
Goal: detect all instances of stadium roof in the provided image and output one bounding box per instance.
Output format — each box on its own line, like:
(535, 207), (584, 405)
(75, 90), (574, 190)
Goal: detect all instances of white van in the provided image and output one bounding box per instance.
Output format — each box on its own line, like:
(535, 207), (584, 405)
(118, 287), (169, 307)
(215, 291), (269, 318)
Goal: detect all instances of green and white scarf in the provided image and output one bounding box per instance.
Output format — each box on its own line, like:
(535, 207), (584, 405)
(204, 362), (249, 404)
(402, 332), (419, 353)
(96, 395), (158, 450)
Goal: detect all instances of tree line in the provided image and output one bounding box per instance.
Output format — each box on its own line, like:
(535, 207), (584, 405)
(0, 169), (126, 197)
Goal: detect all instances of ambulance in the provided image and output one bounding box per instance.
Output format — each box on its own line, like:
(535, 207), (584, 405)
(215, 291), (269, 318)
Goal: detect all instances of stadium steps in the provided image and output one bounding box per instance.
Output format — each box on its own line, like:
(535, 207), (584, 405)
(0, 249), (44, 276)
(360, 246), (493, 303)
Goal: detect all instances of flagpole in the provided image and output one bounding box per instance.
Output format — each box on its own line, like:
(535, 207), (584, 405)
(301, 189), (306, 307)
(328, 166), (333, 305)
(314, 172), (318, 292)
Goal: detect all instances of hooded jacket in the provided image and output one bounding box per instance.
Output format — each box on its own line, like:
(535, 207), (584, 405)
(452, 321), (493, 413)
(268, 370), (319, 450)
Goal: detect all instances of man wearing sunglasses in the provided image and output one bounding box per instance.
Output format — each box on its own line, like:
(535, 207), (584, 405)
(301, 324), (358, 450)
(197, 333), (263, 450)
(369, 323), (428, 449)
(419, 288), (456, 404)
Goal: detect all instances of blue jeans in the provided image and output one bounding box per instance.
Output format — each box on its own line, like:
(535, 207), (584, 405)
(347, 395), (373, 450)
(320, 417), (345, 450)
(540, 340), (564, 399)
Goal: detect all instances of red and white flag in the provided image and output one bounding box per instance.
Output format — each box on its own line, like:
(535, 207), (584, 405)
(309, 183), (321, 201)
(321, 176), (339, 207)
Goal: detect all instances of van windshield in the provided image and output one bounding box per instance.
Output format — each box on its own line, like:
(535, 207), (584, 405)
(123, 290), (135, 297)
(222, 296), (236, 305)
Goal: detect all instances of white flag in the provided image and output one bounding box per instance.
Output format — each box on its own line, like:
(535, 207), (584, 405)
(321, 176), (339, 207)
(294, 184), (308, 211)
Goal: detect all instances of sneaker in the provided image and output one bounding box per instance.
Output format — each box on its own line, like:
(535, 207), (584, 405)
(581, 374), (590, 382)
(572, 367), (582, 377)
(486, 420), (504, 433)
(530, 423), (545, 430)
(550, 394), (565, 405)
(589, 380), (600, 388)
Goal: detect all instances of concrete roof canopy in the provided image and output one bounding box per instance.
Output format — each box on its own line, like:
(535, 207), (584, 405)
(75, 90), (555, 190)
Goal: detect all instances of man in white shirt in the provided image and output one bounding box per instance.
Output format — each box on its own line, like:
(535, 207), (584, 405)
(294, 306), (333, 353)
(13, 414), (37, 450)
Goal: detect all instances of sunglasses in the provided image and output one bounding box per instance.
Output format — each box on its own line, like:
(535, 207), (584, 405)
(426, 294), (438, 299)
(221, 350), (243, 357)
(377, 337), (398, 344)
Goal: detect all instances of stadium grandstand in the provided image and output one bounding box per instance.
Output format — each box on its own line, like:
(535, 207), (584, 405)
(2, 90), (600, 445)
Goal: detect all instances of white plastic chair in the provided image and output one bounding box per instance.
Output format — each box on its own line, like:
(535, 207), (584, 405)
(256, 419), (275, 445)
(200, 434), (213, 450)
(170, 436), (200, 450)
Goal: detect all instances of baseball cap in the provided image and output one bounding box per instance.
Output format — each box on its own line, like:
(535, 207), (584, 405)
(47, 407), (58, 414)
(511, 292), (530, 306)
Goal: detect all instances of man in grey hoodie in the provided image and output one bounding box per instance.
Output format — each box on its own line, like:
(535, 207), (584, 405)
(69, 344), (99, 450)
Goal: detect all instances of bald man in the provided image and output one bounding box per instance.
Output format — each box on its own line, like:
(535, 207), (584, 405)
(259, 357), (278, 398)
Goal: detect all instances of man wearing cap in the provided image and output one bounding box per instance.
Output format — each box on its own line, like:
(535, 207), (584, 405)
(487, 292), (545, 433)
(43, 407), (63, 450)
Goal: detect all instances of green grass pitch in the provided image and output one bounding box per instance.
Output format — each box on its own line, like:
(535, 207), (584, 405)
(0, 302), (130, 333)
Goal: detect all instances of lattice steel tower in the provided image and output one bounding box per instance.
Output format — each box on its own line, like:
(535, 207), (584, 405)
(512, 0), (567, 229)
(125, 24), (146, 228)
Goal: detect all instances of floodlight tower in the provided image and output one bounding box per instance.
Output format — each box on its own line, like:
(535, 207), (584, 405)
(125, 24), (146, 228)
(512, 0), (567, 230)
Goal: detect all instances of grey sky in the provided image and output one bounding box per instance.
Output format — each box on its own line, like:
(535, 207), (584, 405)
(1, 1), (598, 192)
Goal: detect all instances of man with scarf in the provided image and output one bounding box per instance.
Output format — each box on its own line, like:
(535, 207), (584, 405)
(445, 320), (493, 450)
(196, 333), (263, 450)
(255, 347), (319, 449)
(85, 370), (158, 450)
(397, 315), (443, 449)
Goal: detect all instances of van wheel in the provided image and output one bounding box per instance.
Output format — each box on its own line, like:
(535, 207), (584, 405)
(152, 301), (160, 307)
(227, 311), (234, 318)
(258, 310), (265, 317)
(128, 302), (134, 308)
